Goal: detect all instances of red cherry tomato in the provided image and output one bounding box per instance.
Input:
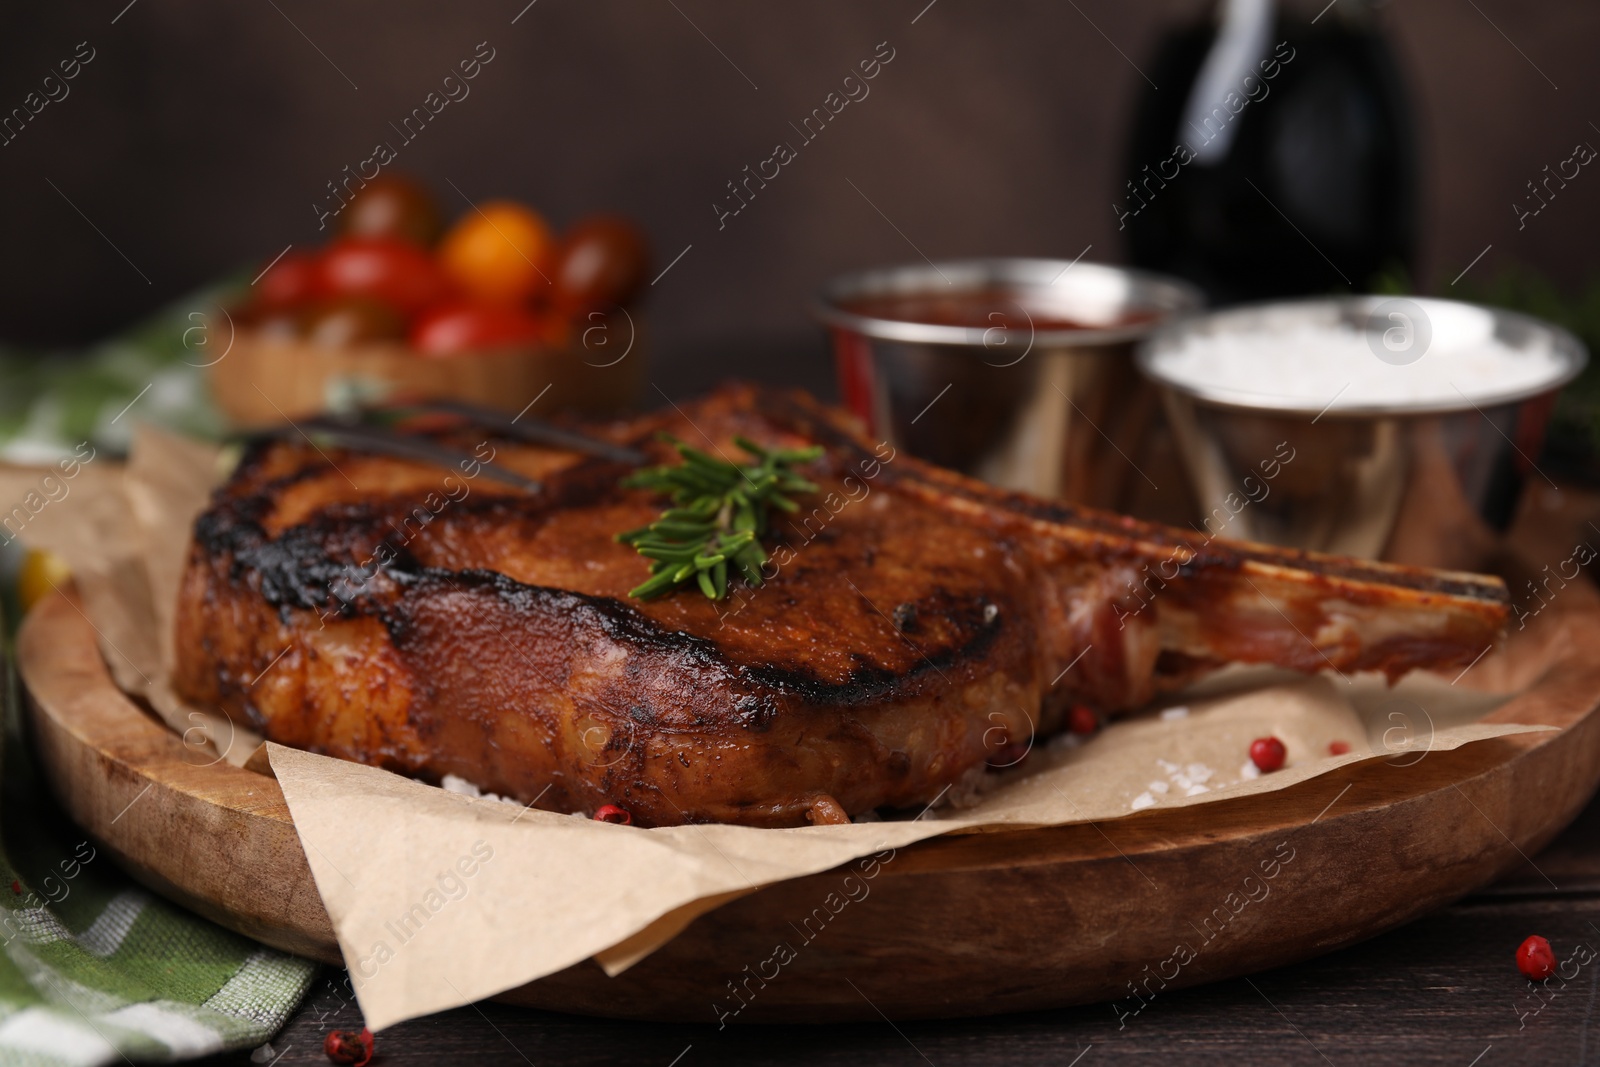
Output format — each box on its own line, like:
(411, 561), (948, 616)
(410, 300), (546, 356)
(316, 237), (450, 316)
(338, 174), (443, 247)
(552, 215), (650, 312)
(301, 298), (407, 348)
(253, 249), (320, 310)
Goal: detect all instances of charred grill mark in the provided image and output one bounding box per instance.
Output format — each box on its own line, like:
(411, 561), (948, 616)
(195, 428), (1021, 718)
(210, 516), (384, 617)
(751, 591), (1005, 707)
(200, 481), (1017, 718)
(209, 476), (1011, 726)
(408, 568), (1006, 710)
(220, 444), (348, 512)
(230, 433), (295, 484)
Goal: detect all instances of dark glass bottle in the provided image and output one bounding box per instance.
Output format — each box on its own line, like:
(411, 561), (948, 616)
(1120, 0), (1417, 304)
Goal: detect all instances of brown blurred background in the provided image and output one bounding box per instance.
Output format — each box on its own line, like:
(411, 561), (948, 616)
(0, 0), (1595, 395)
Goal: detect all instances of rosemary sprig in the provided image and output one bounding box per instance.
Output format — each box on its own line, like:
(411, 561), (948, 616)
(616, 435), (823, 600)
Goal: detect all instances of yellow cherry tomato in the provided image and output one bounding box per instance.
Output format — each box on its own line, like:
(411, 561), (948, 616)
(17, 549), (71, 613)
(437, 201), (554, 305)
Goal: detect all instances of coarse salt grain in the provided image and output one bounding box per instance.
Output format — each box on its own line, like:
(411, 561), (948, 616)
(943, 763), (993, 810)
(1131, 792), (1157, 811)
(1160, 706), (1190, 721)
(1148, 311), (1567, 411)
(440, 774), (521, 806)
(441, 773), (481, 797)
(1152, 758), (1217, 795)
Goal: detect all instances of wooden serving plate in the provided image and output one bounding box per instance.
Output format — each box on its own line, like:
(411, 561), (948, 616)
(20, 588), (1600, 1023)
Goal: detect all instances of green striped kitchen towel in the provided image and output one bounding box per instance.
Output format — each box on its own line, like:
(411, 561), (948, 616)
(0, 658), (317, 1066)
(0, 870), (316, 1065)
(0, 544), (316, 1062)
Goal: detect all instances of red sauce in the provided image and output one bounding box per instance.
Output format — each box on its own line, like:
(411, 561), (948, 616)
(840, 289), (1158, 332)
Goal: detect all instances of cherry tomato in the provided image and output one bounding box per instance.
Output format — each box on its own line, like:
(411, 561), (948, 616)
(253, 249), (320, 310)
(553, 215), (649, 312)
(316, 236), (451, 317)
(410, 300), (546, 356)
(338, 174), (443, 247)
(301, 298), (408, 348)
(437, 200), (554, 305)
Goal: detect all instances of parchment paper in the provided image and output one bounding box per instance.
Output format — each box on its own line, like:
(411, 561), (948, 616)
(0, 430), (258, 762)
(0, 430), (1553, 1031)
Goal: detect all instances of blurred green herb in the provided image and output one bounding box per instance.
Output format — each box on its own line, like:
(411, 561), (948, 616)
(616, 436), (823, 600)
(0, 282), (238, 459)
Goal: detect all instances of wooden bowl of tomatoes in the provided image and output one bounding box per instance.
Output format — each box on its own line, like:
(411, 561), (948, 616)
(212, 174), (650, 428)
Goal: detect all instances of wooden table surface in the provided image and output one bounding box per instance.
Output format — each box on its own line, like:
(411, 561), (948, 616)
(168, 471), (1600, 1066)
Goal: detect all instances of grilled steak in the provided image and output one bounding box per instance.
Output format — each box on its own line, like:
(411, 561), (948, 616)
(174, 386), (1508, 827)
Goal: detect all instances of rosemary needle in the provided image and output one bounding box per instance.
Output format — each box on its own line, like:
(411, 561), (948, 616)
(616, 435), (822, 600)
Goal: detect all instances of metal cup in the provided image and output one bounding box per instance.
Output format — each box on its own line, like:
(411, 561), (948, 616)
(809, 259), (1203, 514)
(1135, 297), (1588, 570)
